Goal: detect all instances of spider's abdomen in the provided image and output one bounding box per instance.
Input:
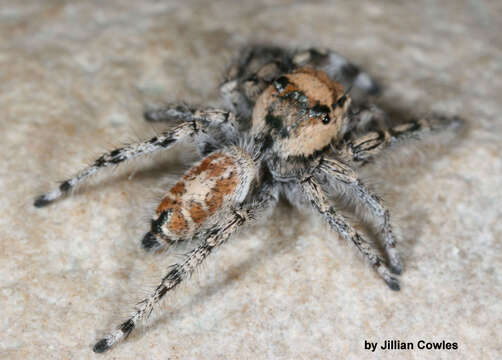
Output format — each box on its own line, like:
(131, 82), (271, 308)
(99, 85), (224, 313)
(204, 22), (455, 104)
(149, 147), (256, 244)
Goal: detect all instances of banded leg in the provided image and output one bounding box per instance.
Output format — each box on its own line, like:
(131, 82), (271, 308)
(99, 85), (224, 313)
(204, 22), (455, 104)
(316, 157), (402, 274)
(300, 177), (400, 290)
(341, 113), (464, 166)
(144, 105), (241, 156)
(93, 183), (277, 353)
(144, 104), (236, 130)
(33, 113), (234, 207)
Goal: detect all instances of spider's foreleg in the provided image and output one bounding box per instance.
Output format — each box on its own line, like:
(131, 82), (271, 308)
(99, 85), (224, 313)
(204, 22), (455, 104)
(34, 120), (214, 207)
(342, 113), (464, 166)
(316, 157), (402, 274)
(300, 177), (400, 291)
(93, 181), (278, 353)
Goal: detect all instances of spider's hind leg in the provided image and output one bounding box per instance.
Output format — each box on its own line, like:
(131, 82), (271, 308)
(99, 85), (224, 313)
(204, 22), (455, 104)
(93, 149), (278, 353)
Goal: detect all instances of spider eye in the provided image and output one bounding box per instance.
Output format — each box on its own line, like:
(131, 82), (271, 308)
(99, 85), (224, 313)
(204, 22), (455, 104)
(309, 103), (331, 125)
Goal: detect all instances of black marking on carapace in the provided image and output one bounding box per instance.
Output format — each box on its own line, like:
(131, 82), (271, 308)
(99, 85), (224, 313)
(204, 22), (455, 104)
(59, 180), (71, 192)
(279, 127), (290, 138)
(265, 112), (284, 131)
(273, 76), (289, 93)
(309, 103), (331, 124)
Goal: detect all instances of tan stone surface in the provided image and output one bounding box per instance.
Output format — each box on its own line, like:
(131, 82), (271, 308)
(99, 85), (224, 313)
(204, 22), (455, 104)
(1, 1), (501, 359)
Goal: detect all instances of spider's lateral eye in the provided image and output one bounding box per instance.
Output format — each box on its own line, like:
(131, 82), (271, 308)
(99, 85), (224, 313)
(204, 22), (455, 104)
(322, 115), (331, 124)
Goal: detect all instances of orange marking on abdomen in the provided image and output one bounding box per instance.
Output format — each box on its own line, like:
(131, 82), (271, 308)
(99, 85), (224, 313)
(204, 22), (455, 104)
(156, 196), (179, 215)
(205, 172), (239, 215)
(170, 182), (186, 197)
(155, 151), (240, 235)
(168, 209), (187, 234)
(189, 202), (208, 224)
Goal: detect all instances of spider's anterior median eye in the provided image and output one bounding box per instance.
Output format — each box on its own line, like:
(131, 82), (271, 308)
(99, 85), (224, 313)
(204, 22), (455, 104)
(322, 114), (331, 124)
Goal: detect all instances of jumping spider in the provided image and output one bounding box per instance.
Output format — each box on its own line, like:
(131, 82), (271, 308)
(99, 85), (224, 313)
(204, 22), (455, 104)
(34, 46), (462, 353)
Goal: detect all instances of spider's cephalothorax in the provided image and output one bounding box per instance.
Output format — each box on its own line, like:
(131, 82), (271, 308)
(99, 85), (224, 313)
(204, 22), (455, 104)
(33, 46), (463, 353)
(252, 67), (350, 158)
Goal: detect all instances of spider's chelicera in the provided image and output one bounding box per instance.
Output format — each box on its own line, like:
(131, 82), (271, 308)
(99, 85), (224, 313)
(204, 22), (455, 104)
(34, 46), (462, 353)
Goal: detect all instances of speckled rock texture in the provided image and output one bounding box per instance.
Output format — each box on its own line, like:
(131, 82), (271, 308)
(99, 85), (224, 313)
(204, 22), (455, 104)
(1, 1), (501, 359)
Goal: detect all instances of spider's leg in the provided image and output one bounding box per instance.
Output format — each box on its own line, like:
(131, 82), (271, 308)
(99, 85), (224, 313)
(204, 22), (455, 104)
(33, 118), (220, 207)
(144, 105), (236, 130)
(316, 157), (402, 274)
(300, 177), (400, 290)
(341, 113), (464, 167)
(93, 217), (242, 353)
(291, 48), (381, 96)
(144, 105), (241, 155)
(93, 180), (277, 353)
